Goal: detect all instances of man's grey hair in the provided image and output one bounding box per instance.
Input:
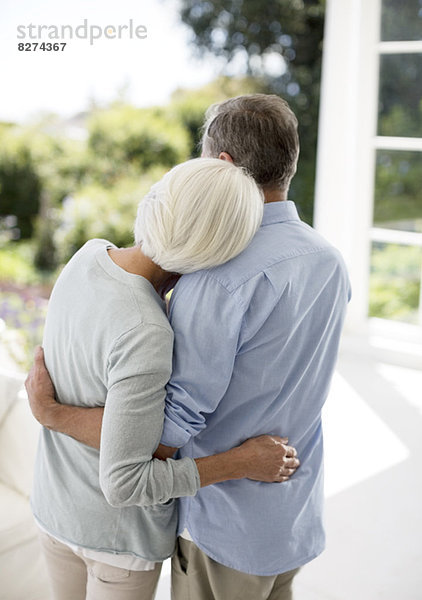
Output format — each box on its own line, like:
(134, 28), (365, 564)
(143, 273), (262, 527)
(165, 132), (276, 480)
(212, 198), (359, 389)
(201, 94), (300, 192)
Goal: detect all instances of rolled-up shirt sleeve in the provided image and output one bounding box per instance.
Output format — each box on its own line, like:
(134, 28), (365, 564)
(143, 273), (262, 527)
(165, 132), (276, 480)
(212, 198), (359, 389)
(161, 273), (244, 448)
(99, 322), (200, 508)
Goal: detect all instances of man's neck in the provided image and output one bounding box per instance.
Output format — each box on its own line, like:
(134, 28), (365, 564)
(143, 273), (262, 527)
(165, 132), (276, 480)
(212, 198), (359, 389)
(263, 189), (287, 203)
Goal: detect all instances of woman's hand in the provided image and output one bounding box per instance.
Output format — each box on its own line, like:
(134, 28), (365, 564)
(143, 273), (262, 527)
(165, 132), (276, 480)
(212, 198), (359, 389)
(236, 435), (300, 482)
(194, 435), (300, 488)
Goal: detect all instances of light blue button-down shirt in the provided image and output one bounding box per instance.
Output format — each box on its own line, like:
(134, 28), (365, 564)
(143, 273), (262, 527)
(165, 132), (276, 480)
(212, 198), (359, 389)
(161, 201), (351, 575)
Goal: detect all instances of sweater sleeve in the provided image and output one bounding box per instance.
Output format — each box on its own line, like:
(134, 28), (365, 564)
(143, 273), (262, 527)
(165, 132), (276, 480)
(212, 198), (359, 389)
(99, 322), (200, 508)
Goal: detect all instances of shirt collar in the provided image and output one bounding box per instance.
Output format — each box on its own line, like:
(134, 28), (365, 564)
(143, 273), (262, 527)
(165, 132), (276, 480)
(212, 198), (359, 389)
(261, 201), (300, 227)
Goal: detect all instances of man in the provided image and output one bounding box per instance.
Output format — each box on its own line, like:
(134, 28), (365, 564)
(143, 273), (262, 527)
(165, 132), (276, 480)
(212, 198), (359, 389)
(27, 94), (350, 600)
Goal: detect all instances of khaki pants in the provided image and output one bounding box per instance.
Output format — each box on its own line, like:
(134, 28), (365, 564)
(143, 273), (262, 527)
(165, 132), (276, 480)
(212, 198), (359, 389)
(38, 530), (162, 600)
(171, 537), (300, 600)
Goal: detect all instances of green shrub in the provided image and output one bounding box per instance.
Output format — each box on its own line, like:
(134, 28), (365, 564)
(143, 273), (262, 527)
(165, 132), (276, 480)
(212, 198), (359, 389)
(0, 130), (41, 239)
(87, 105), (190, 182)
(54, 168), (167, 262)
(0, 290), (48, 372)
(168, 76), (267, 157)
(369, 243), (421, 323)
(0, 242), (39, 285)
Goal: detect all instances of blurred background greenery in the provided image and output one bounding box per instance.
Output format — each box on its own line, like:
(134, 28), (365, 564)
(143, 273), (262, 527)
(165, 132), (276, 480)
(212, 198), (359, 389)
(1, 0), (421, 369)
(1, 0), (326, 368)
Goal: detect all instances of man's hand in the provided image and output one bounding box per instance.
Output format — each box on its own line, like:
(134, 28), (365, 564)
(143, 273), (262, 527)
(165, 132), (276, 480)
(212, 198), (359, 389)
(236, 435), (299, 482)
(25, 346), (104, 448)
(25, 346), (58, 426)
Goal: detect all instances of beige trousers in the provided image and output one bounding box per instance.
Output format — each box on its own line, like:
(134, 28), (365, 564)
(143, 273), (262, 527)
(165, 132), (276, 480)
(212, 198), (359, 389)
(38, 530), (162, 600)
(171, 537), (300, 600)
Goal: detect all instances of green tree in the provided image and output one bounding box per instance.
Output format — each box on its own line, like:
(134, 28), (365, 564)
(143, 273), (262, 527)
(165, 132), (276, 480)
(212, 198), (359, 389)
(0, 129), (41, 239)
(369, 243), (421, 324)
(168, 75), (268, 157)
(87, 104), (191, 186)
(378, 54), (422, 138)
(0, 122), (89, 245)
(373, 149), (422, 231)
(177, 0), (325, 223)
(54, 167), (167, 263)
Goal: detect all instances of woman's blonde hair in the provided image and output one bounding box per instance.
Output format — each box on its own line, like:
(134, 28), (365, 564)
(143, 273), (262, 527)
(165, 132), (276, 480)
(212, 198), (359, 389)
(134, 158), (263, 274)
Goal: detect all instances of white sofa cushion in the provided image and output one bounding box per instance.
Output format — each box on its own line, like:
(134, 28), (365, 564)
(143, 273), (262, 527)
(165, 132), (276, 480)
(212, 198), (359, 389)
(0, 388), (40, 497)
(0, 482), (51, 600)
(0, 369), (51, 599)
(0, 482), (35, 552)
(0, 370), (25, 428)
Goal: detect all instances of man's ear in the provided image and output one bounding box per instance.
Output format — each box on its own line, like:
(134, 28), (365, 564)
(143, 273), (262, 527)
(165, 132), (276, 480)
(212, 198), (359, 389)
(218, 152), (234, 163)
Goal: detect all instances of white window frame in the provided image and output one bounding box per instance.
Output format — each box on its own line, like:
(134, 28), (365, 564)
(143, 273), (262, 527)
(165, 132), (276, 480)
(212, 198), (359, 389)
(314, 0), (422, 359)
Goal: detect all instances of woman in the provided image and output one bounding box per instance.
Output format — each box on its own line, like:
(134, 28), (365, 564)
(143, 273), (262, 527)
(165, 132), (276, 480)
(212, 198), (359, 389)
(27, 158), (299, 600)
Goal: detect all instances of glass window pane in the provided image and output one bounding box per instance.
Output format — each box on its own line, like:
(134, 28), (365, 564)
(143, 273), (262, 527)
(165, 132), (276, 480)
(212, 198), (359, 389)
(369, 242), (422, 324)
(381, 0), (422, 41)
(373, 150), (422, 232)
(377, 53), (422, 138)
